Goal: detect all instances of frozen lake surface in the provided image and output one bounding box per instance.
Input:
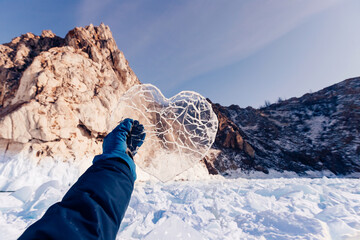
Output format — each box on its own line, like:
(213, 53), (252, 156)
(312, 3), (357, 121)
(1, 174), (359, 239)
(0, 157), (359, 239)
(120, 178), (360, 240)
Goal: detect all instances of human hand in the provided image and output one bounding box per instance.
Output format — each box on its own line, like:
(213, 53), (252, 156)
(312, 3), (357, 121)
(103, 118), (146, 159)
(126, 120), (146, 157)
(102, 118), (134, 157)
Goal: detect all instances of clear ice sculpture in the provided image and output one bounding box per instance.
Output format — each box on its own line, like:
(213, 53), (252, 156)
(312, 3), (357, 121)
(109, 84), (218, 181)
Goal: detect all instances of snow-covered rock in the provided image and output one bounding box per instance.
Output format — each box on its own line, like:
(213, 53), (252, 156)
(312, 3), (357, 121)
(206, 77), (360, 176)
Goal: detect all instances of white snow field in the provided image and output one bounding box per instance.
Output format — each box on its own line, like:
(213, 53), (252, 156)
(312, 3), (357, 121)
(0, 158), (360, 240)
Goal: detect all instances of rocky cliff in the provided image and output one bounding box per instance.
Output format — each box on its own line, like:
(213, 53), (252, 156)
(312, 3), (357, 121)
(205, 77), (360, 176)
(0, 24), (140, 162)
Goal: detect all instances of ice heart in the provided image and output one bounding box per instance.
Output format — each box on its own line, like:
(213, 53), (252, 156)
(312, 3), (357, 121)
(109, 84), (218, 182)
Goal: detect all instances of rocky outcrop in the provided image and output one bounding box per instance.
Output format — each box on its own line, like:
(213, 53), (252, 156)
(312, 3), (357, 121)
(0, 24), (140, 161)
(203, 100), (259, 174)
(206, 77), (360, 176)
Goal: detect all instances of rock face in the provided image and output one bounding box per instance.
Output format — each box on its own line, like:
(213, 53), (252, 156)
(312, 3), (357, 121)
(0, 24), (140, 162)
(205, 77), (360, 176)
(202, 101), (258, 174)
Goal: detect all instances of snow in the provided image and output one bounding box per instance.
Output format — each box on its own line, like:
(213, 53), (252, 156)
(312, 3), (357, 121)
(143, 216), (205, 240)
(0, 158), (360, 239)
(304, 116), (330, 142)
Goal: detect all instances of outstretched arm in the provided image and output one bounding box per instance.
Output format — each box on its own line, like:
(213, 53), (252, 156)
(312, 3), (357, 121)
(19, 158), (134, 240)
(19, 119), (145, 240)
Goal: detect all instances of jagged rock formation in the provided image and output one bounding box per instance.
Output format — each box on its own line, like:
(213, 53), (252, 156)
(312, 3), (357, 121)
(205, 77), (360, 176)
(0, 24), (140, 161)
(202, 102), (258, 174)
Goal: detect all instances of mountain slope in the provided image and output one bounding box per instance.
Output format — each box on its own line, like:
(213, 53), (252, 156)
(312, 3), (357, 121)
(206, 77), (360, 175)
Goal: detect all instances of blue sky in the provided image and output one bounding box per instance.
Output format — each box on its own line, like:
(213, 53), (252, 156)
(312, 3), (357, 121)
(1, 0), (360, 107)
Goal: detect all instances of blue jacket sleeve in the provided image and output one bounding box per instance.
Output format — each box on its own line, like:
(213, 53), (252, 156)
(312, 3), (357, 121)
(18, 157), (134, 240)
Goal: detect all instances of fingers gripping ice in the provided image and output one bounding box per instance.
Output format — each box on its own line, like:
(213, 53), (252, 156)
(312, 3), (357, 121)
(109, 84), (218, 182)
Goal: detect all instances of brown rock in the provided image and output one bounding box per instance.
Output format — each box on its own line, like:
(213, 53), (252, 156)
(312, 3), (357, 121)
(211, 100), (254, 156)
(203, 99), (257, 175)
(0, 24), (140, 162)
(244, 142), (255, 158)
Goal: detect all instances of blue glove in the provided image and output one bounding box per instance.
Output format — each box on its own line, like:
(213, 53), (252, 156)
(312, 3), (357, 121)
(93, 118), (146, 181)
(127, 120), (146, 157)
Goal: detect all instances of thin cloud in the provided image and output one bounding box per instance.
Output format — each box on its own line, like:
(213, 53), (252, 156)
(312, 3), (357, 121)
(76, 0), (342, 92)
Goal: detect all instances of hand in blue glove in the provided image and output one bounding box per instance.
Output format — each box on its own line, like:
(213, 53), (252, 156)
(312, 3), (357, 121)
(93, 118), (146, 181)
(126, 120), (146, 157)
(103, 118), (134, 157)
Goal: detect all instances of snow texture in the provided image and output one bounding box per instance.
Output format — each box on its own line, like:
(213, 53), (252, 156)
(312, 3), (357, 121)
(110, 84), (218, 182)
(0, 157), (360, 240)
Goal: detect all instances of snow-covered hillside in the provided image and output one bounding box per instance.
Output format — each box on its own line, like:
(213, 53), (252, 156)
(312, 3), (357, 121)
(207, 77), (360, 176)
(1, 158), (359, 240)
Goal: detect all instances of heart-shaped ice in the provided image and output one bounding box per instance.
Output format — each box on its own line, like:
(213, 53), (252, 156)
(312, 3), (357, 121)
(109, 84), (218, 182)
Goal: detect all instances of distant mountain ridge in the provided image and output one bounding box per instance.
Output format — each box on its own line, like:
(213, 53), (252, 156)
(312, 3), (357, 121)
(205, 77), (360, 176)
